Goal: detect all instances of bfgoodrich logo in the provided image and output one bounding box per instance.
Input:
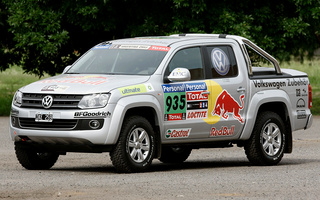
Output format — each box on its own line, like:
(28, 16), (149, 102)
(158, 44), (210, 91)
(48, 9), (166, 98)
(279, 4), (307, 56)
(74, 111), (111, 118)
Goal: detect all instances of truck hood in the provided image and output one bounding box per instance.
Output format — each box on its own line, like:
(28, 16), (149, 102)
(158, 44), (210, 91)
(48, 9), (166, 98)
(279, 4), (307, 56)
(20, 74), (150, 94)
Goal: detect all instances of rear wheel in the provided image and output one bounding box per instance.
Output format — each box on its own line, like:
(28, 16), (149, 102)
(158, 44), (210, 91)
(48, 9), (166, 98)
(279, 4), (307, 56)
(110, 116), (156, 173)
(15, 142), (59, 170)
(159, 147), (192, 163)
(244, 111), (286, 165)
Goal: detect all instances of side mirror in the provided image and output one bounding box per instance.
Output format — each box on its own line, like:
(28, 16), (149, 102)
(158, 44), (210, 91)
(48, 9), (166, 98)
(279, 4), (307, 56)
(62, 65), (72, 74)
(167, 68), (191, 82)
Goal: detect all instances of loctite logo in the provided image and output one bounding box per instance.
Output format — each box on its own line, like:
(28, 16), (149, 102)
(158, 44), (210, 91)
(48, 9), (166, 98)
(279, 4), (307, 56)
(210, 126), (235, 137)
(74, 111), (111, 118)
(165, 128), (191, 139)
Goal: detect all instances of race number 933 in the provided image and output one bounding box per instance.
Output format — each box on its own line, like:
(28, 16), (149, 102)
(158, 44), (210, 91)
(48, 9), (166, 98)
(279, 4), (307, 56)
(165, 92), (186, 114)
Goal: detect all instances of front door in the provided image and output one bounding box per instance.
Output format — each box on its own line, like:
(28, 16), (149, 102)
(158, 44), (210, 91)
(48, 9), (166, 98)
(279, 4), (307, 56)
(162, 44), (248, 141)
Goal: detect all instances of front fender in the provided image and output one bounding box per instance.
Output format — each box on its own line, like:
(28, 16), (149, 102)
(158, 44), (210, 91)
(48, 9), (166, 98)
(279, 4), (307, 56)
(239, 89), (293, 140)
(104, 94), (163, 144)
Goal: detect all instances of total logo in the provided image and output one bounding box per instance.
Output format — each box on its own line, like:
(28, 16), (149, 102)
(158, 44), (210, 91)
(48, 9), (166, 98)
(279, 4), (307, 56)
(165, 128), (191, 139)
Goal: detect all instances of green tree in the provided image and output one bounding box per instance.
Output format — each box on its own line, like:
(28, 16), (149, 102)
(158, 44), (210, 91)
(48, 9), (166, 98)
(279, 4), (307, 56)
(1, 0), (320, 76)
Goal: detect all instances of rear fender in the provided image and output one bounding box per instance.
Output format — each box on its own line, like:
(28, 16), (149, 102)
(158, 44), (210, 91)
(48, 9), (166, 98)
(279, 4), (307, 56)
(240, 90), (293, 140)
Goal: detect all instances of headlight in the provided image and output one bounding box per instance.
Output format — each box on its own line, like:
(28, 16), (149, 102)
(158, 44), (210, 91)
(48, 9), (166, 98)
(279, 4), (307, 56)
(13, 90), (23, 107)
(78, 93), (110, 109)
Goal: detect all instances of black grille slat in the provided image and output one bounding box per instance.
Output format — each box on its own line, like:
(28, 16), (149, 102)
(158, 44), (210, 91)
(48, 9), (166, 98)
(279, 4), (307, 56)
(19, 118), (78, 129)
(21, 93), (83, 109)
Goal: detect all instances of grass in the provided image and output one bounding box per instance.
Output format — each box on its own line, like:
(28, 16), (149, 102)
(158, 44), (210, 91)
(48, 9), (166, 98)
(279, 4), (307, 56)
(281, 58), (320, 115)
(0, 66), (49, 116)
(0, 59), (319, 116)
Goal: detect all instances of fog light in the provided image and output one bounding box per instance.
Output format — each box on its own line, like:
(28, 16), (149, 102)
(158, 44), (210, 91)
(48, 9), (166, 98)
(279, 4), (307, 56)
(11, 117), (16, 126)
(89, 120), (100, 129)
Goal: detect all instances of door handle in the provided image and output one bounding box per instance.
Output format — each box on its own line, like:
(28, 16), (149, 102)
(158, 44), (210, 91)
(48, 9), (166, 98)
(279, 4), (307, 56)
(237, 87), (246, 92)
(201, 91), (210, 98)
(201, 91), (210, 95)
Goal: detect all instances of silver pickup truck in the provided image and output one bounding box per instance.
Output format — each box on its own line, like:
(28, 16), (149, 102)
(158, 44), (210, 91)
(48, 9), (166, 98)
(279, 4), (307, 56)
(10, 34), (313, 173)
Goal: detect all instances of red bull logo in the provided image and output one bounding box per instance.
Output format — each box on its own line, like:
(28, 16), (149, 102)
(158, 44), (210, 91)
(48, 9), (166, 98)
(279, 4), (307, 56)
(212, 90), (245, 124)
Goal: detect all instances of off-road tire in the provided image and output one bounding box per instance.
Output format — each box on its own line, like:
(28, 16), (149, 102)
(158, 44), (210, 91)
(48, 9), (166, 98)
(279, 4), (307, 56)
(110, 116), (156, 173)
(244, 111), (286, 166)
(15, 142), (59, 170)
(159, 147), (192, 163)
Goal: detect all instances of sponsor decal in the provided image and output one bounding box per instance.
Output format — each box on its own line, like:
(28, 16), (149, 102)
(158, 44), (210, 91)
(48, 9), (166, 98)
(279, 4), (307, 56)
(64, 76), (107, 80)
(109, 44), (170, 51)
(210, 126), (235, 137)
(186, 82), (207, 91)
(38, 76), (108, 85)
(92, 44), (111, 50)
(297, 110), (307, 119)
(74, 111), (111, 118)
(165, 113), (185, 121)
(253, 78), (308, 90)
(187, 101), (208, 110)
(187, 110), (208, 120)
(296, 98), (306, 108)
(211, 48), (230, 75)
(287, 78), (308, 87)
(165, 128), (191, 139)
(162, 82), (209, 121)
(149, 45), (170, 51)
(212, 90), (245, 124)
(296, 88), (308, 97)
(118, 83), (154, 96)
(162, 84), (185, 93)
(296, 89), (301, 97)
(186, 91), (208, 101)
(253, 80), (286, 89)
(41, 85), (69, 92)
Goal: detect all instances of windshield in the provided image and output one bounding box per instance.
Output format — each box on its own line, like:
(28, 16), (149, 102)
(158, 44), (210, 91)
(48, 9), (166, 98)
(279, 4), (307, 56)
(67, 44), (169, 75)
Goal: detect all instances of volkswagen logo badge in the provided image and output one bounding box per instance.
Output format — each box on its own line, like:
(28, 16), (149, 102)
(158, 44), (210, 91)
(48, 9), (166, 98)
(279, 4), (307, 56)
(42, 95), (53, 109)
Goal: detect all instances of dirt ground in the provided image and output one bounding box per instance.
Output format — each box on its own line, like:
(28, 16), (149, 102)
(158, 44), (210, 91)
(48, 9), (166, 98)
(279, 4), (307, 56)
(1, 116), (320, 200)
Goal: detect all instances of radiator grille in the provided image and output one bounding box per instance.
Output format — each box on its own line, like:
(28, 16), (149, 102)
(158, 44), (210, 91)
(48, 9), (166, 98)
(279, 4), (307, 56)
(21, 93), (83, 109)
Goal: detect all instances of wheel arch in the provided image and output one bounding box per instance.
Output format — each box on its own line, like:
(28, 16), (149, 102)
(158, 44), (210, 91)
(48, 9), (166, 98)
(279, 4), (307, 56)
(240, 90), (293, 153)
(257, 102), (292, 153)
(105, 95), (163, 153)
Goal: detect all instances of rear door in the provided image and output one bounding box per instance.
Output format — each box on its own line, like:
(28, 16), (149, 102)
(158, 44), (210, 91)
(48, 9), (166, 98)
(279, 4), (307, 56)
(203, 44), (249, 139)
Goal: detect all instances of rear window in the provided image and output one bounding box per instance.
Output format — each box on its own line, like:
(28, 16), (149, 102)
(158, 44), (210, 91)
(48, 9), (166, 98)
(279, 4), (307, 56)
(205, 46), (238, 78)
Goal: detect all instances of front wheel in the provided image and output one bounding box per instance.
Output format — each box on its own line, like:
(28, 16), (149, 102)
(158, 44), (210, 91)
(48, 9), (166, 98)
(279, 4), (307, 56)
(244, 111), (286, 166)
(15, 142), (59, 170)
(110, 116), (156, 173)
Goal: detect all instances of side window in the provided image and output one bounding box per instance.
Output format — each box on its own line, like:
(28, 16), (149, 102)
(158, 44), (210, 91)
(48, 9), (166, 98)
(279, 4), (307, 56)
(167, 47), (204, 80)
(206, 46), (238, 78)
(245, 44), (276, 74)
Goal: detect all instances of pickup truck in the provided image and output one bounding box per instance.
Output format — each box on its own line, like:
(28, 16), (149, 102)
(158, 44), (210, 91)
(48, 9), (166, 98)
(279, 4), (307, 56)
(10, 34), (313, 173)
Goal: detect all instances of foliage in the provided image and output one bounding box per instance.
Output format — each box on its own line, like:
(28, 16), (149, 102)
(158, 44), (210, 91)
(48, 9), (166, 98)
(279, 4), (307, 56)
(1, 0), (320, 76)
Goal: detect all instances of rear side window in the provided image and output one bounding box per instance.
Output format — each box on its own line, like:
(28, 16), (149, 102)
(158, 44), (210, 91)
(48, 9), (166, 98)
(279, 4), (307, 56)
(206, 46), (238, 78)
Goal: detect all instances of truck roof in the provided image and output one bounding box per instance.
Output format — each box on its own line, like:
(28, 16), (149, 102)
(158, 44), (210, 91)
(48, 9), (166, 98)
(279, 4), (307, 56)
(108, 34), (245, 47)
(103, 33), (281, 75)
